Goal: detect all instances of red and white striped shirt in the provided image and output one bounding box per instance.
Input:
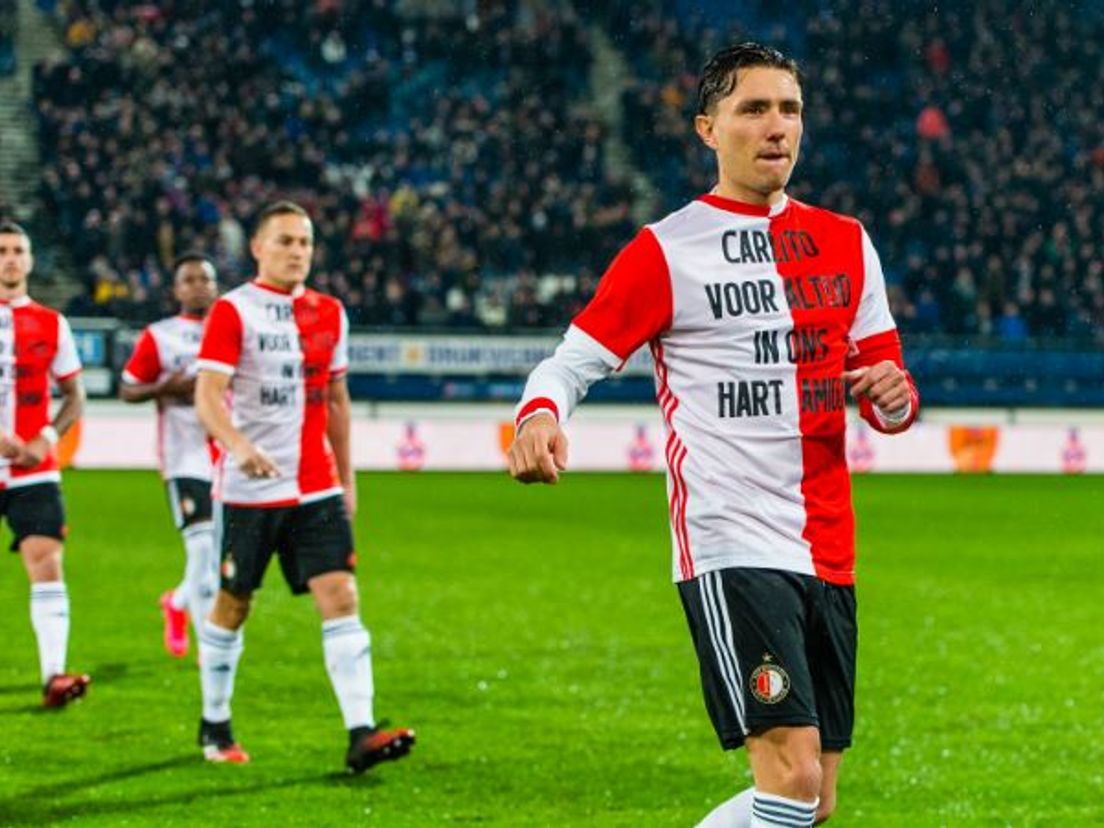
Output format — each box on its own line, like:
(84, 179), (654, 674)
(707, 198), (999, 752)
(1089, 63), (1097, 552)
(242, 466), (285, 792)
(516, 194), (919, 585)
(197, 280), (349, 506)
(122, 315), (212, 481)
(0, 296), (82, 488)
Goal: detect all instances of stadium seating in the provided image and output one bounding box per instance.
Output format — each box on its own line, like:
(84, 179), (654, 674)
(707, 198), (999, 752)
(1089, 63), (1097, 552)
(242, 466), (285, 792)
(33, 0), (627, 329)
(24, 0), (1104, 349)
(607, 0), (1104, 344)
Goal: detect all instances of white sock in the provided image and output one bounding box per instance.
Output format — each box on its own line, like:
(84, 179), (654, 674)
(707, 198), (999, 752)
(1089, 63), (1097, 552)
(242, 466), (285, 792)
(322, 615), (375, 729)
(697, 787), (754, 827)
(181, 522), (218, 637)
(198, 620), (243, 722)
(750, 792), (818, 827)
(30, 581), (70, 684)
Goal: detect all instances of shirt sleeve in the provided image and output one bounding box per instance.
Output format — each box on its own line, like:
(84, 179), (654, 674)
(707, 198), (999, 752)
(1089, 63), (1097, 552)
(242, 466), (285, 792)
(846, 227), (919, 433)
(50, 315), (82, 380)
(196, 298), (243, 376)
(515, 228), (673, 426)
(329, 304), (350, 379)
(572, 227), (673, 362)
(121, 328), (161, 385)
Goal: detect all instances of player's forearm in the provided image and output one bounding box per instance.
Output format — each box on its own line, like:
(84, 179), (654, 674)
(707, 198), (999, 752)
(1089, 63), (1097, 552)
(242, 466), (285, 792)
(195, 372), (247, 452)
(326, 387), (353, 487)
(516, 326), (618, 426)
(119, 381), (160, 403)
(52, 377), (86, 437)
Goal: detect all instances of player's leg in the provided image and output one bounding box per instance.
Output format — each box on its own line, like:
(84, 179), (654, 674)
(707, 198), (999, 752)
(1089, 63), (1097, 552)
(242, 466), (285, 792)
(806, 580), (858, 824)
(680, 569), (821, 828)
(196, 502), (272, 763)
(696, 727), (821, 828)
(167, 478), (218, 656)
(160, 481), (189, 657)
(283, 496), (414, 773)
(11, 483), (89, 708)
(159, 480), (195, 656)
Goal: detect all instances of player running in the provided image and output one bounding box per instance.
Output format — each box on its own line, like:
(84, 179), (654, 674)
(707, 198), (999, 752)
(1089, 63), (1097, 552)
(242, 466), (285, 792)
(508, 44), (919, 827)
(0, 221), (89, 708)
(120, 254), (219, 658)
(192, 201), (414, 772)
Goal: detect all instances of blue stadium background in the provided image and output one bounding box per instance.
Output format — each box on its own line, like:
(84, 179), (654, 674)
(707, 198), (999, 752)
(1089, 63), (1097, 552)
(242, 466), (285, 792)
(1, 0), (1101, 406)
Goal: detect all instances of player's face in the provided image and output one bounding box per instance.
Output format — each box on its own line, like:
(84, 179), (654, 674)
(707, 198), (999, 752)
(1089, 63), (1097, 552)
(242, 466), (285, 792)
(173, 261), (218, 315)
(694, 67), (803, 204)
(0, 233), (33, 295)
(251, 214), (314, 289)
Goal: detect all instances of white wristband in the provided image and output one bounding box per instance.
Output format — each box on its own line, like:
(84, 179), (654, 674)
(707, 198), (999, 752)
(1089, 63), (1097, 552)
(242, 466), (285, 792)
(39, 425), (59, 446)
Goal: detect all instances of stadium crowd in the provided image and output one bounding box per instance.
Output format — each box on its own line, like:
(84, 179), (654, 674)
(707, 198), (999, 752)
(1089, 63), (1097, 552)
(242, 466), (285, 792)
(34, 0), (624, 328)
(611, 0), (1104, 342)
(27, 0), (1104, 341)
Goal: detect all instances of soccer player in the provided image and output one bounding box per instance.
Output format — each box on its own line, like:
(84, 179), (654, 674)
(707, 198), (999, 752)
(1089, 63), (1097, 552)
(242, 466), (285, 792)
(0, 221), (89, 708)
(507, 44), (919, 827)
(120, 254), (219, 658)
(193, 201), (414, 771)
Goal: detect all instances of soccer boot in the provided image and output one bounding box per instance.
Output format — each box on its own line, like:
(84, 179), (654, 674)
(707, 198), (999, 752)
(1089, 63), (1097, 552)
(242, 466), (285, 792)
(198, 718), (250, 764)
(160, 590), (189, 657)
(345, 724), (416, 774)
(42, 673), (91, 708)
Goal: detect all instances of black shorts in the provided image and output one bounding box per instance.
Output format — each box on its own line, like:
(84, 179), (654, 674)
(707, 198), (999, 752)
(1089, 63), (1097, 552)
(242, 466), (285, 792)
(1, 482), (67, 552)
(216, 495), (355, 596)
(165, 477), (213, 530)
(678, 567), (857, 752)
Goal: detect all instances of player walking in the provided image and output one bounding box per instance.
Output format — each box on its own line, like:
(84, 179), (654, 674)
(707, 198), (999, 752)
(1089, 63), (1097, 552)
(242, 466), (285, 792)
(193, 201), (414, 772)
(0, 222), (89, 708)
(508, 45), (919, 827)
(121, 254), (219, 657)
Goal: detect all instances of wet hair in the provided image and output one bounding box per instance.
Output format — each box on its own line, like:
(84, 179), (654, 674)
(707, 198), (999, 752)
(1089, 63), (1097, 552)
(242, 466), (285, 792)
(696, 42), (802, 115)
(252, 200), (311, 237)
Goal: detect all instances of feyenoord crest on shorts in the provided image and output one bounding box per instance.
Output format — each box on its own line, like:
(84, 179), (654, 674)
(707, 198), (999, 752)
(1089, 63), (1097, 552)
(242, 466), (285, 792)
(749, 656), (791, 705)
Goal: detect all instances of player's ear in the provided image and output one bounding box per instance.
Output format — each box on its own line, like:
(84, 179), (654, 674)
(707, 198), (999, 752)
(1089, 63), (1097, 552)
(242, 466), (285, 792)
(249, 233), (263, 262)
(694, 113), (718, 150)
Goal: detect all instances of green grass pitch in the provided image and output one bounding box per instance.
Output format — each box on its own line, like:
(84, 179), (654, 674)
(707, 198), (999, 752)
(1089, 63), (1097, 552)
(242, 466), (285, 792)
(0, 471), (1100, 826)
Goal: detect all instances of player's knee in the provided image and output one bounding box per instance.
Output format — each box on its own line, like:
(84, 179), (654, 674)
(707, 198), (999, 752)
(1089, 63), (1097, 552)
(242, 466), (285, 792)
(311, 572), (359, 618)
(750, 727), (822, 801)
(20, 538), (63, 581)
(323, 589), (358, 618)
(210, 590), (251, 629)
(782, 756), (823, 802)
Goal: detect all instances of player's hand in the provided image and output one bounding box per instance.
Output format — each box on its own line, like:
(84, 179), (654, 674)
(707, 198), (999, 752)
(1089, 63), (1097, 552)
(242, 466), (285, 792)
(843, 361), (911, 418)
(12, 435), (50, 468)
(231, 440), (281, 479)
(159, 370), (196, 402)
(507, 412), (568, 484)
(0, 430), (24, 460)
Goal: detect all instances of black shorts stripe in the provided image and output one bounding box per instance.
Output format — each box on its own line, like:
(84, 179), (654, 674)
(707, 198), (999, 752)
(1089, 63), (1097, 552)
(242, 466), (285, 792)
(699, 571), (747, 733)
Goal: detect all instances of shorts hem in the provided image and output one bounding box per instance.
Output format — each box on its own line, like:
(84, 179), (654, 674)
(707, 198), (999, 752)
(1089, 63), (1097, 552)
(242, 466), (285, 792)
(9, 529), (66, 552)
